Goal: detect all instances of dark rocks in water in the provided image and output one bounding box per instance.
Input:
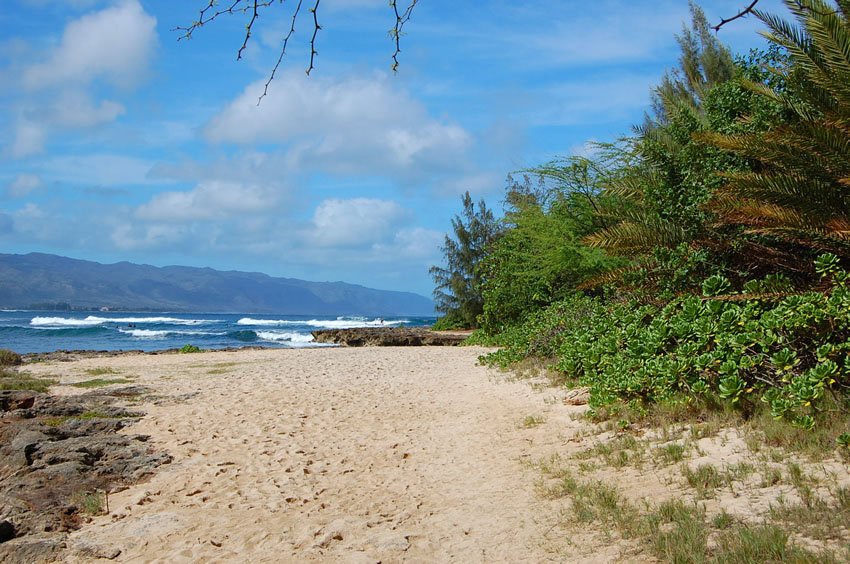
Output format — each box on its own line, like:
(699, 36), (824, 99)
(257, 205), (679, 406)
(311, 327), (469, 347)
(0, 387), (170, 562)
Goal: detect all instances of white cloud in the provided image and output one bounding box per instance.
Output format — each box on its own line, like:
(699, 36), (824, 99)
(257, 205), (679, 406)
(23, 0), (157, 90)
(6, 174), (43, 198)
(49, 90), (125, 128)
(135, 181), (281, 222)
(308, 198), (409, 248)
(10, 121), (47, 158)
(205, 73), (471, 180)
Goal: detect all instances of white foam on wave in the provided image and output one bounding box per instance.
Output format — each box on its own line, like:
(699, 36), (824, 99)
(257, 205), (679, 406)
(238, 318), (299, 326)
(102, 316), (215, 325)
(238, 317), (408, 329)
(256, 331), (314, 343)
(119, 329), (170, 339)
(31, 315), (216, 327)
(119, 329), (222, 339)
(31, 316), (103, 327)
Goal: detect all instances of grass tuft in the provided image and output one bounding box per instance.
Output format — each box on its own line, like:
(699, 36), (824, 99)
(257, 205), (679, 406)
(0, 368), (55, 392)
(70, 378), (133, 388)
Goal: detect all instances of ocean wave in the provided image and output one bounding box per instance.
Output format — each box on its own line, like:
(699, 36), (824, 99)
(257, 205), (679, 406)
(256, 331), (314, 343)
(118, 329), (222, 339)
(31, 315), (217, 327)
(31, 326), (111, 337)
(31, 316), (105, 327)
(108, 316), (217, 325)
(237, 317), (408, 329)
(226, 330), (259, 342)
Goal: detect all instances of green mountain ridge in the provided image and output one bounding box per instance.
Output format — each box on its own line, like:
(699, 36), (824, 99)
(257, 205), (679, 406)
(0, 253), (434, 316)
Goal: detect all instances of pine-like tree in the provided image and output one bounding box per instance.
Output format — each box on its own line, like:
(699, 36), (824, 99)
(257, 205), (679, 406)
(430, 192), (501, 328)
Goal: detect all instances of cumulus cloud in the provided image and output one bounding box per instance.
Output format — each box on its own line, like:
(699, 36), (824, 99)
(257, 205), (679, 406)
(135, 181), (282, 222)
(6, 174), (43, 198)
(48, 90), (125, 128)
(308, 198), (409, 248)
(205, 73), (471, 180)
(4, 1), (157, 159)
(23, 0), (157, 90)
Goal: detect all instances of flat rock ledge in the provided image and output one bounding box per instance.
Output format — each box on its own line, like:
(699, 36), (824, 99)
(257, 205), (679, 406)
(311, 327), (470, 347)
(0, 386), (171, 563)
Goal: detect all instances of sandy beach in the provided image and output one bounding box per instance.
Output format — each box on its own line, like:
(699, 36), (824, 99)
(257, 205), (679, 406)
(25, 346), (580, 563)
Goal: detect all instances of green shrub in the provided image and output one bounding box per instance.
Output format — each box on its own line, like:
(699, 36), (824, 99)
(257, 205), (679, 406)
(482, 257), (850, 431)
(179, 344), (202, 354)
(0, 349), (22, 367)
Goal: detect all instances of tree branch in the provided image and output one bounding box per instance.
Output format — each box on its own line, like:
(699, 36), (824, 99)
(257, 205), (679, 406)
(713, 1), (761, 31)
(179, 1), (419, 103)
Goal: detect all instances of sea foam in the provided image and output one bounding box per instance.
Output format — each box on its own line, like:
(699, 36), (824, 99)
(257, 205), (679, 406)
(238, 317), (408, 329)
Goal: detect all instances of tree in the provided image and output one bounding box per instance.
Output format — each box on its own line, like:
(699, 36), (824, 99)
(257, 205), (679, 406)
(430, 192), (501, 329)
(705, 0), (850, 265)
(479, 165), (618, 333)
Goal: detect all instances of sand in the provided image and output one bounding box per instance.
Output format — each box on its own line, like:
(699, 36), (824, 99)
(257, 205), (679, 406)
(31, 347), (583, 563)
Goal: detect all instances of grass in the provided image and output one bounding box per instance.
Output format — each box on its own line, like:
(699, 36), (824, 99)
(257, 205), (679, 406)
(682, 464), (725, 499)
(654, 442), (688, 465)
(520, 415), (546, 428)
(0, 368), (55, 392)
(537, 454), (841, 562)
(83, 367), (120, 376)
(70, 490), (106, 515)
(713, 524), (835, 563)
(575, 434), (646, 468)
(770, 485), (850, 541)
(70, 378), (133, 388)
(77, 410), (123, 419)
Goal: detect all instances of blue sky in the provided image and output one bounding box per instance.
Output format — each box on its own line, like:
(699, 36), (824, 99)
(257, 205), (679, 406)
(0, 0), (785, 296)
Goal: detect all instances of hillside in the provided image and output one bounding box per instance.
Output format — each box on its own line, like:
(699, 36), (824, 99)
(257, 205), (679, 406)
(0, 253), (434, 315)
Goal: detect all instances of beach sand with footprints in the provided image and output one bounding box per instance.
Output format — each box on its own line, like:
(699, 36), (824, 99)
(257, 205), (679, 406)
(25, 346), (586, 563)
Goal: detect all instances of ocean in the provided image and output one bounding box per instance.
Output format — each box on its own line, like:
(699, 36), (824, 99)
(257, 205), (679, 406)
(0, 310), (436, 354)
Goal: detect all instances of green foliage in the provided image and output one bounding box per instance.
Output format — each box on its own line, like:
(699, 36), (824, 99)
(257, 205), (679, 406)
(179, 344), (202, 353)
(479, 167), (619, 333)
(430, 191), (501, 328)
(705, 0), (850, 263)
(483, 257), (850, 431)
(0, 349), (22, 367)
(0, 368), (55, 393)
(431, 315), (467, 331)
(70, 378), (133, 388)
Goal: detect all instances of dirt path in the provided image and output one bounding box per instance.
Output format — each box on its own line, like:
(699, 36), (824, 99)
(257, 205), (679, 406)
(34, 347), (583, 562)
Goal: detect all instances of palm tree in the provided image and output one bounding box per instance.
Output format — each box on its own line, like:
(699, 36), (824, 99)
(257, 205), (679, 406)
(704, 0), (850, 260)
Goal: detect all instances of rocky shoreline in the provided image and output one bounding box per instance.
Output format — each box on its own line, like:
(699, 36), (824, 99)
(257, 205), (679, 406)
(0, 386), (171, 562)
(311, 327), (470, 347)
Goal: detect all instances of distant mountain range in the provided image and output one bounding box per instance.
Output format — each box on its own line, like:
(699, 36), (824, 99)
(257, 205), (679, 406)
(0, 253), (434, 316)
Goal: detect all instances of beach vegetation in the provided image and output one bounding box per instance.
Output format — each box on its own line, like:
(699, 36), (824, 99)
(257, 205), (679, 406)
(70, 490), (106, 515)
(84, 367), (120, 376)
(179, 344), (202, 353)
(0, 349), (22, 366)
(0, 369), (55, 393)
(453, 1), (850, 458)
(70, 378), (133, 388)
(430, 191), (501, 328)
(520, 415), (545, 428)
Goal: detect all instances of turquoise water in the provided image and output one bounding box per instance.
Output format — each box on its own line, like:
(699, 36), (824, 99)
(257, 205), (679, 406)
(0, 311), (435, 353)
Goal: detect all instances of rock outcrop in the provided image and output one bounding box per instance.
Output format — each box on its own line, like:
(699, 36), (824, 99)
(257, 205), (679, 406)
(311, 327), (469, 347)
(0, 387), (170, 563)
